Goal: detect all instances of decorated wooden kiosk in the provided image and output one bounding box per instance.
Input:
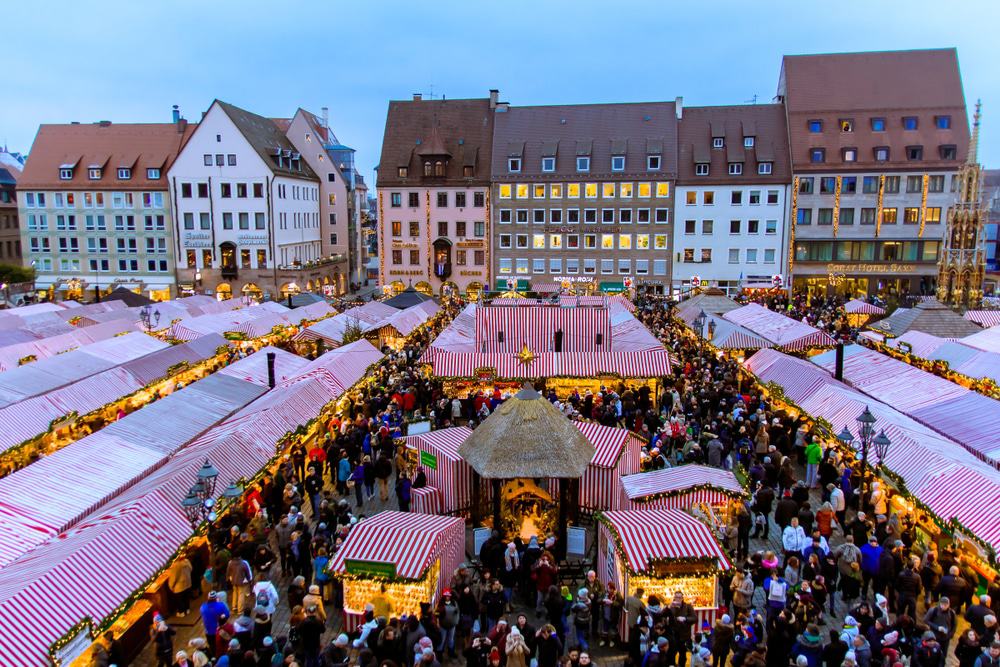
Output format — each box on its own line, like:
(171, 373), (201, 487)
(618, 464), (748, 530)
(459, 384), (594, 551)
(597, 508), (731, 640)
(329, 511), (465, 631)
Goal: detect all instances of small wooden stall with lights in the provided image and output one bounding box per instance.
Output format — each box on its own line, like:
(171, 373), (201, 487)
(329, 511), (466, 631)
(597, 508), (731, 641)
(844, 299), (886, 327)
(617, 465), (748, 532)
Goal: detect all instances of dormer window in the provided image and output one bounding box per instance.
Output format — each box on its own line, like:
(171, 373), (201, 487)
(611, 156), (625, 172)
(728, 162), (743, 175)
(542, 157), (556, 172)
(463, 166), (474, 177)
(146, 168), (161, 179)
(906, 145), (924, 161)
(647, 155), (661, 171)
(576, 156), (590, 172)
(743, 136), (755, 148)
(840, 119), (854, 133)
(88, 168), (102, 180)
(117, 167), (132, 180)
(423, 161), (432, 177)
(695, 163), (709, 176)
(939, 144), (957, 160)
(59, 168), (74, 180)
(758, 162), (773, 175)
(508, 157), (521, 173)
(712, 137), (724, 149)
(903, 116), (919, 130)
(842, 147), (858, 162)
(398, 166), (408, 178)
(874, 147), (890, 162)
(808, 120), (823, 133)
(434, 161), (445, 177)
(935, 115), (952, 130)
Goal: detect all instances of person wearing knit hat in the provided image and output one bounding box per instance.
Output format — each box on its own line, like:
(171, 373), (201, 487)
(489, 646), (502, 665)
(173, 650), (190, 666)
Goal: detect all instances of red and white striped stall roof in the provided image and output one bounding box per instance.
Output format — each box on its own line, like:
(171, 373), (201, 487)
(431, 350), (672, 379)
(964, 310), (1000, 328)
(558, 295), (637, 312)
(475, 306), (613, 353)
(600, 509), (731, 573)
(404, 427), (474, 512)
(723, 303), (836, 350)
(330, 511), (466, 579)
(620, 465), (747, 503)
(575, 422), (645, 468)
(705, 317), (774, 351)
(916, 467), (1000, 553)
(844, 299), (886, 315)
(961, 325), (1000, 354)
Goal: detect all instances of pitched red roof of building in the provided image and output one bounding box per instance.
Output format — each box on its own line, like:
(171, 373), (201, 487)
(677, 104), (790, 184)
(19, 122), (195, 190)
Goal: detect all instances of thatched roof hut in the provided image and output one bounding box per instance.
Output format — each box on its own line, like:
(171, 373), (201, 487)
(868, 299), (981, 338)
(459, 384), (595, 479)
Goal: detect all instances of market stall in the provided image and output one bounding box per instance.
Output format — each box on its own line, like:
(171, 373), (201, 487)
(572, 422), (644, 513)
(618, 464), (747, 518)
(844, 299), (886, 327)
(404, 426), (474, 514)
(597, 509), (730, 640)
(329, 511), (466, 630)
(723, 303), (836, 351)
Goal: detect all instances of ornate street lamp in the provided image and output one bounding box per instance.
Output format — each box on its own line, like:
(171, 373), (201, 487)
(873, 430), (892, 467)
(139, 304), (161, 332)
(837, 406), (883, 514)
(180, 458), (222, 527)
(693, 309), (707, 337)
(196, 458), (219, 498)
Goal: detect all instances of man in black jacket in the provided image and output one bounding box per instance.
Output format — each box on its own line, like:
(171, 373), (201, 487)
(666, 591), (696, 667)
(896, 558), (923, 620)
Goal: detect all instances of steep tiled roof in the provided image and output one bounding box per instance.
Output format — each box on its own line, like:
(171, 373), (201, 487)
(779, 49), (969, 172)
(869, 300), (982, 338)
(491, 102), (678, 180)
(677, 104), (790, 184)
(18, 122), (194, 189)
(216, 101), (317, 181)
(378, 97), (493, 187)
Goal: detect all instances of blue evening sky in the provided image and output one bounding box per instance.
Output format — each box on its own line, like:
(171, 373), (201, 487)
(4, 0), (999, 185)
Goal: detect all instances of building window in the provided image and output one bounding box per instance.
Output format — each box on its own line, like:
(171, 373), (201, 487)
(647, 155), (661, 171)
(618, 259), (631, 274)
(700, 249), (712, 263)
(882, 208), (898, 224)
(635, 259), (649, 275)
(533, 234), (546, 249)
(620, 209), (633, 223)
(727, 248), (740, 264)
(766, 190), (779, 204)
(817, 208), (833, 225)
(197, 183), (209, 198)
(820, 177), (836, 194)
(59, 168), (73, 180)
(550, 209), (562, 224)
(748, 219), (759, 234)
(438, 221), (448, 237)
(797, 209), (812, 225)
(600, 259), (614, 274)
(516, 209), (529, 224)
(508, 158), (521, 173)
(713, 137), (724, 149)
(703, 191), (714, 205)
(474, 192), (485, 207)
(87, 167), (102, 180)
(939, 145), (957, 160)
(409, 250), (419, 265)
(808, 120), (823, 133)
(928, 175), (945, 193)
(885, 176), (900, 193)
(456, 221), (467, 236)
(203, 154), (212, 166)
(463, 166), (474, 177)
(744, 136), (755, 148)
(391, 221), (402, 237)
(602, 183), (615, 198)
(390, 193), (402, 207)
(904, 207), (920, 224)
(684, 220), (696, 235)
(602, 209), (615, 224)
(576, 157), (590, 172)
(749, 190), (761, 205)
(728, 163), (743, 175)
(541, 157), (555, 172)
(843, 148), (858, 162)
(436, 192), (448, 207)
(117, 167), (131, 180)
(935, 115), (952, 130)
(906, 146), (924, 161)
(398, 167), (408, 178)
(584, 209), (597, 224)
(903, 116), (919, 130)
(531, 258), (545, 274)
(746, 249), (758, 263)
(874, 147), (889, 162)
(701, 219), (713, 234)
(925, 207), (941, 223)
(860, 208), (876, 225)
(871, 117), (886, 132)
(456, 192), (467, 207)
(729, 191), (742, 205)
(147, 168), (162, 180)
(730, 220), (741, 234)
(905, 175), (922, 193)
(765, 220), (777, 235)
(409, 221), (420, 236)
(408, 192), (420, 207)
(611, 156), (625, 171)
(840, 208), (855, 226)
(516, 234), (528, 248)
(809, 148), (825, 163)
(695, 163), (709, 176)
(797, 178), (814, 194)
(758, 162), (773, 175)
(500, 234), (512, 249)
(456, 250), (467, 266)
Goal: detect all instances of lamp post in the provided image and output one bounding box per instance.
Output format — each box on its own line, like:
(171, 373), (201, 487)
(693, 309), (708, 338)
(181, 458), (228, 527)
(836, 406), (890, 514)
(139, 304), (161, 332)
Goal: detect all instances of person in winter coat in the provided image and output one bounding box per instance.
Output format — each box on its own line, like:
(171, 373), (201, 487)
(535, 624), (563, 667)
(783, 517), (808, 564)
(437, 589), (460, 658)
(571, 588), (592, 650)
(822, 629), (849, 667)
(974, 641), (1000, 667)
(954, 630), (984, 667)
(395, 471), (412, 512)
(912, 631), (945, 667)
(505, 626), (530, 667)
(711, 614), (735, 667)
(924, 596), (958, 656)
(791, 624), (824, 667)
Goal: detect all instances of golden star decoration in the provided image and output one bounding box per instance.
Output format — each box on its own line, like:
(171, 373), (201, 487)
(517, 344), (536, 366)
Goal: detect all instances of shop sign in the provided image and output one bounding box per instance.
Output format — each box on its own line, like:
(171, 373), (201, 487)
(474, 367), (496, 383)
(237, 234), (268, 246)
(690, 275), (702, 288)
(419, 450), (438, 471)
(344, 559), (397, 579)
(600, 281), (626, 293)
(392, 241), (419, 249)
(551, 276), (594, 283)
(459, 270), (483, 277)
(183, 232), (212, 248)
(52, 620), (94, 666)
(825, 263), (916, 274)
(388, 270), (425, 276)
(456, 240), (484, 248)
(771, 274), (784, 287)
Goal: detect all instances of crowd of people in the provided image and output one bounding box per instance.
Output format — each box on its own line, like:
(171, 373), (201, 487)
(91, 292), (1000, 667)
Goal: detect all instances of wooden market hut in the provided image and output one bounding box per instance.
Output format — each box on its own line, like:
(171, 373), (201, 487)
(459, 384), (595, 554)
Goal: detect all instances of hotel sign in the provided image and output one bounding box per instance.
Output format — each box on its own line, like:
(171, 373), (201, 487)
(826, 263), (915, 274)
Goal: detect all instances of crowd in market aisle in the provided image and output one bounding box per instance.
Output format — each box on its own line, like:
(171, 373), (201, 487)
(114, 295), (1000, 667)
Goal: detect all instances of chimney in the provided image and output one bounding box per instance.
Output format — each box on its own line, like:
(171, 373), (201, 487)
(177, 118), (188, 134)
(489, 89), (499, 109)
(413, 93), (422, 101)
(266, 351), (276, 389)
(172, 104), (180, 123)
(675, 96), (684, 120)
(834, 342), (845, 381)
(321, 106), (329, 129)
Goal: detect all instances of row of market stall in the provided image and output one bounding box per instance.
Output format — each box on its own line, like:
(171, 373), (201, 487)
(745, 347), (1000, 581)
(0, 339), (385, 667)
(293, 297), (439, 352)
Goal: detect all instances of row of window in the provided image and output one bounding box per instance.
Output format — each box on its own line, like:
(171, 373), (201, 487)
(28, 236), (168, 254)
(276, 211), (319, 231)
(808, 145), (956, 164)
(685, 189), (781, 206)
(683, 219), (779, 235)
(498, 257), (669, 276)
(498, 232), (669, 251)
(388, 191), (485, 208)
(507, 154), (666, 174)
(184, 248), (269, 270)
(498, 208), (669, 225)
(389, 249), (486, 266)
(694, 162), (773, 177)
(807, 115), (951, 134)
(794, 239), (940, 263)
(25, 214), (165, 232)
(35, 257), (171, 273)
(799, 174), (951, 195)
(499, 182), (670, 200)
(678, 248), (777, 264)
(59, 167), (160, 181)
(796, 206), (941, 225)
(389, 220), (487, 238)
(23, 191), (165, 209)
